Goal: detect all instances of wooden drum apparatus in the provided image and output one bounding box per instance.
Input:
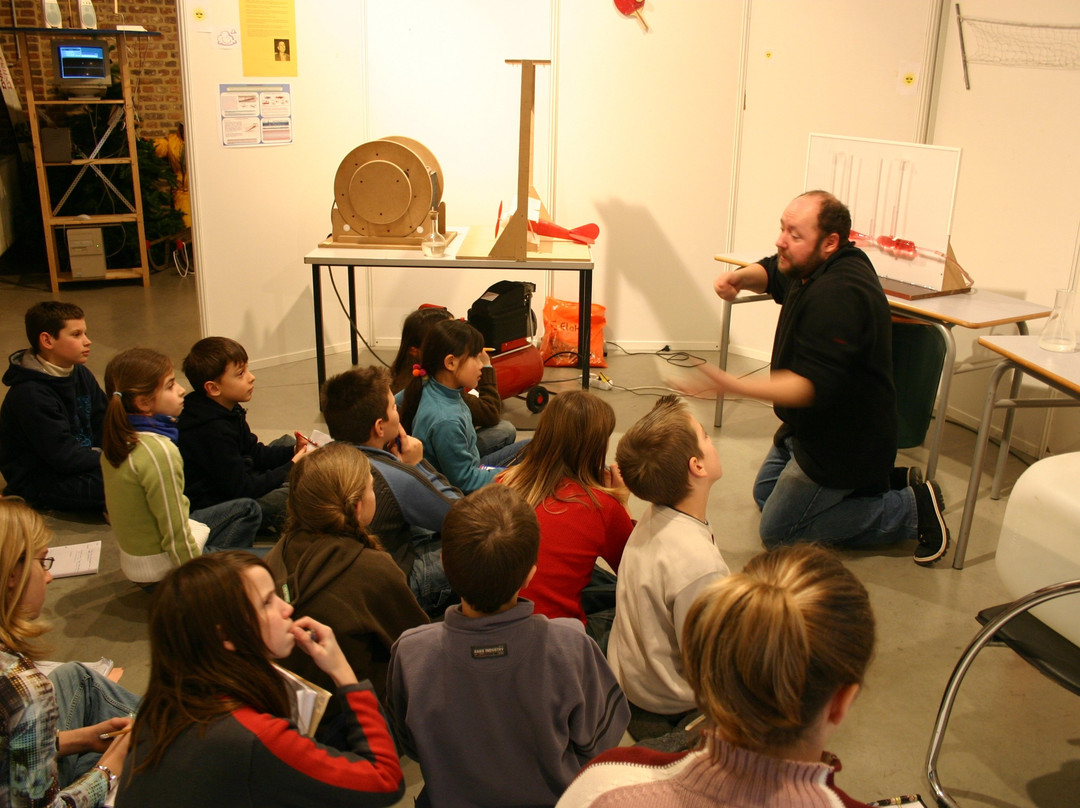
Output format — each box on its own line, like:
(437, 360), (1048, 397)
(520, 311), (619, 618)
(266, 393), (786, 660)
(323, 136), (456, 249)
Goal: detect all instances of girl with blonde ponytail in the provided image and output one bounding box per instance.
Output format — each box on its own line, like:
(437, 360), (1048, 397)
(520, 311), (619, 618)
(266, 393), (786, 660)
(558, 543), (877, 808)
(264, 442), (427, 741)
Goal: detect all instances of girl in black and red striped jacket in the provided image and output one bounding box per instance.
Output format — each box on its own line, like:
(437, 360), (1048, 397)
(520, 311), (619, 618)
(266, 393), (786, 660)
(116, 552), (404, 808)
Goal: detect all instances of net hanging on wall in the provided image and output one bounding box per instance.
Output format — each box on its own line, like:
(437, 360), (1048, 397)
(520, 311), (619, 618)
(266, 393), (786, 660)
(955, 3), (1080, 88)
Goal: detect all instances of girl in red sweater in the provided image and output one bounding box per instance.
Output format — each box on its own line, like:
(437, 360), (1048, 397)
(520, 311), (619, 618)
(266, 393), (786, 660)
(498, 391), (633, 650)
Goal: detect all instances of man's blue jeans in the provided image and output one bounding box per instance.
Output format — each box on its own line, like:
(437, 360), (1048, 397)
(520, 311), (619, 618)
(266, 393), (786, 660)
(753, 437), (917, 548)
(48, 662), (140, 787)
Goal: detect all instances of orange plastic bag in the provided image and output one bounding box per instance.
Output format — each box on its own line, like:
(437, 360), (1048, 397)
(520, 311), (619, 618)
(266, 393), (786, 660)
(540, 297), (607, 368)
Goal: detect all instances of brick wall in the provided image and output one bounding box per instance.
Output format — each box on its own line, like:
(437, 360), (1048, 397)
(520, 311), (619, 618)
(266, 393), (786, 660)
(0, 0), (183, 141)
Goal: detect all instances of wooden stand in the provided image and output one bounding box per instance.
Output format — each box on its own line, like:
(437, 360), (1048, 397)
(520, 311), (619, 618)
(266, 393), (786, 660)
(878, 243), (974, 300)
(489, 59), (550, 261)
(3, 27), (159, 292)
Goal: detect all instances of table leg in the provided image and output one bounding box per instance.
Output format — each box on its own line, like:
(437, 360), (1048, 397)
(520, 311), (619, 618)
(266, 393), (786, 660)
(578, 267), (592, 390)
(714, 299), (733, 428)
(953, 359), (1014, 569)
(711, 293), (770, 428)
(989, 366), (1024, 500)
(923, 322), (955, 480)
(348, 268), (359, 366)
(990, 321), (1032, 498)
(313, 264), (326, 389)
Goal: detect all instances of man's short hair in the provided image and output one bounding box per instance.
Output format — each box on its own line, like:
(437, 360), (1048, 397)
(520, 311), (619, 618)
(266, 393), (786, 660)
(441, 485), (539, 614)
(320, 366), (392, 445)
(801, 190), (851, 244)
(25, 301), (84, 353)
(182, 337), (248, 393)
(615, 394), (698, 507)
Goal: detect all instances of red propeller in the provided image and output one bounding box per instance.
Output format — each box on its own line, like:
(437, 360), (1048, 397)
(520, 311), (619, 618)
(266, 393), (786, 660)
(529, 220), (599, 245)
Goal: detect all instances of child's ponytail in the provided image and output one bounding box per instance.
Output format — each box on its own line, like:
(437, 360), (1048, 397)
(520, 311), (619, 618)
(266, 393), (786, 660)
(101, 348), (173, 467)
(284, 443), (382, 551)
(389, 306), (452, 388)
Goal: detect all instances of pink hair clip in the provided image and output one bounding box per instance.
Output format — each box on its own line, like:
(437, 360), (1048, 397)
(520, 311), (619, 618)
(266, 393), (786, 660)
(411, 364), (427, 378)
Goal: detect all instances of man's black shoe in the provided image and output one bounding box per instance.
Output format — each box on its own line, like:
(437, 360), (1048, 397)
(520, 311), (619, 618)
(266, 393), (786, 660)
(913, 480), (950, 566)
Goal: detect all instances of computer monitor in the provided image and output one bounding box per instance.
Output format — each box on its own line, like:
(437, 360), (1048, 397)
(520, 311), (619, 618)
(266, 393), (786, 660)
(52, 39), (112, 98)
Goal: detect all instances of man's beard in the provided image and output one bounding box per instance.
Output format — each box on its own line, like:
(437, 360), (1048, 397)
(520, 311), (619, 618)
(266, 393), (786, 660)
(779, 239), (825, 280)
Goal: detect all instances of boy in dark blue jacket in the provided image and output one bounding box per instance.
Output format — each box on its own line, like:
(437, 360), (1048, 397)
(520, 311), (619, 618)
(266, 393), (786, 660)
(0, 301), (107, 511)
(178, 337), (307, 534)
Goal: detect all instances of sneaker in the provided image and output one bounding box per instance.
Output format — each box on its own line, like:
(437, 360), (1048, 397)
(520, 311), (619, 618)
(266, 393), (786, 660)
(913, 480), (950, 566)
(890, 466), (924, 490)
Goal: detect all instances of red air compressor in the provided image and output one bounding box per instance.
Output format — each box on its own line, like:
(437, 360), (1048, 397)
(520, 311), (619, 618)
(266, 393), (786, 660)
(467, 281), (550, 413)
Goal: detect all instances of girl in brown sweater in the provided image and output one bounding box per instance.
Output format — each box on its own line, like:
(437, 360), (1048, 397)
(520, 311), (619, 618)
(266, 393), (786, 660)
(264, 443), (428, 741)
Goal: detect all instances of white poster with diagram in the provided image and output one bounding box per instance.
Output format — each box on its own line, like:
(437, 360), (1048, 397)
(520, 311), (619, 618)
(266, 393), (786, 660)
(805, 134), (961, 290)
(219, 83), (293, 146)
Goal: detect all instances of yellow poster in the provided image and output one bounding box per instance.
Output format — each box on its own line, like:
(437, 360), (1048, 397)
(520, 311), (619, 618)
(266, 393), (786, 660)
(239, 0), (297, 77)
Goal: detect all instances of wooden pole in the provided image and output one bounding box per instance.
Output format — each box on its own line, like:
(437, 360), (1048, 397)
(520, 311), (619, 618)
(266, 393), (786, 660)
(489, 59), (549, 261)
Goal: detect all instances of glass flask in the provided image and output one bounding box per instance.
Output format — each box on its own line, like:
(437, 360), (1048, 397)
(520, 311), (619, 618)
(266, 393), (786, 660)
(1038, 288), (1078, 352)
(421, 208), (447, 257)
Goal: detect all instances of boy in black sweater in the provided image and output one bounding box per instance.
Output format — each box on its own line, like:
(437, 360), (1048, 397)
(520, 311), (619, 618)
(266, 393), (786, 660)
(178, 337), (308, 534)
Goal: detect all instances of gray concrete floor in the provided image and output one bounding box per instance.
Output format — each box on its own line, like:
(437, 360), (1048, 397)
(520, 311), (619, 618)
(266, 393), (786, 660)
(0, 267), (1076, 807)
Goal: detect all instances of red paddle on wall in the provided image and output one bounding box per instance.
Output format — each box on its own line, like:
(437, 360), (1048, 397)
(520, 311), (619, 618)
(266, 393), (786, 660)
(614, 0), (648, 32)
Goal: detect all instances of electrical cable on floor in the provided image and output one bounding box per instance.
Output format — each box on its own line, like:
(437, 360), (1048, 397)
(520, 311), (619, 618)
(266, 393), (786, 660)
(173, 241), (191, 277)
(327, 267), (390, 369)
(596, 379), (773, 406)
(591, 340), (773, 403)
(543, 350), (580, 365)
(605, 340), (709, 369)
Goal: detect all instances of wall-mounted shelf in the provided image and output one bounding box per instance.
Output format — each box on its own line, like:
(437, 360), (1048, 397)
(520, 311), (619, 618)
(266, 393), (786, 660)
(1, 26), (161, 292)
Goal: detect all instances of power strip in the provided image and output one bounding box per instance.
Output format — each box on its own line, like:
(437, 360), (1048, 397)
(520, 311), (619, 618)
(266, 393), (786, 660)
(592, 372), (614, 391)
(116, 23), (146, 31)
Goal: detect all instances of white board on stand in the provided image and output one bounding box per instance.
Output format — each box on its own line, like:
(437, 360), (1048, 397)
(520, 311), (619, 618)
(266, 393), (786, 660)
(805, 134), (961, 291)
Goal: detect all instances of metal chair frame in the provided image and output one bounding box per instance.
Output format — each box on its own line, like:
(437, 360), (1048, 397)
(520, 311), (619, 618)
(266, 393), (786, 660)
(925, 578), (1080, 807)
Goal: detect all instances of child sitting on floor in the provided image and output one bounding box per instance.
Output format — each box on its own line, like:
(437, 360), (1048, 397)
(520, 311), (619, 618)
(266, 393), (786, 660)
(386, 484), (629, 808)
(178, 337), (308, 535)
(100, 347), (261, 587)
(115, 552), (405, 807)
(498, 390), (633, 652)
(0, 301), (108, 512)
(398, 319), (528, 493)
(0, 498), (138, 808)
(321, 365), (459, 615)
(606, 395), (729, 743)
(264, 442), (428, 728)
(389, 306), (517, 455)
(559, 545), (878, 808)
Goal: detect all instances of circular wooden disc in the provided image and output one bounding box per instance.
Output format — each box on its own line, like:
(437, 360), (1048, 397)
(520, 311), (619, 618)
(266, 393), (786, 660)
(350, 160), (411, 223)
(333, 139), (432, 236)
(381, 136), (443, 207)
